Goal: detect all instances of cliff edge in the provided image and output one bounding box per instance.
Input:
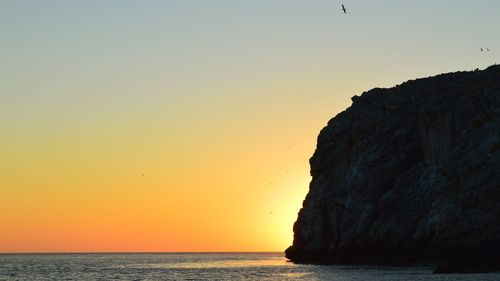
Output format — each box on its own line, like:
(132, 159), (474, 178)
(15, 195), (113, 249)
(285, 65), (500, 273)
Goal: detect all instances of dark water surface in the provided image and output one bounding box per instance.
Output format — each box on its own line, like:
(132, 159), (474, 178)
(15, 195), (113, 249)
(1, 252), (499, 280)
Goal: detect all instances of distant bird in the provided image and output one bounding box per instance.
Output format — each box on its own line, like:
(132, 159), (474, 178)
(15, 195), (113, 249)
(487, 48), (491, 51)
(481, 48), (484, 52)
(341, 4), (347, 14)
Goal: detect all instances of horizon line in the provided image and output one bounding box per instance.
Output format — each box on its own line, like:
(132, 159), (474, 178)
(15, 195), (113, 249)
(0, 251), (284, 255)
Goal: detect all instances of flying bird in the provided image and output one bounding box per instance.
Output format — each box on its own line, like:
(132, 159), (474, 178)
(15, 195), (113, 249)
(342, 4), (347, 14)
(481, 48), (484, 52)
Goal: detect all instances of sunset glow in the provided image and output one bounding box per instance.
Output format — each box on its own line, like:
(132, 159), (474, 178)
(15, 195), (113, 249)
(1, 0), (499, 253)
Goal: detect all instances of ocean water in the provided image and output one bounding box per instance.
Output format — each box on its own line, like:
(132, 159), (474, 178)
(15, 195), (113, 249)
(1, 252), (499, 281)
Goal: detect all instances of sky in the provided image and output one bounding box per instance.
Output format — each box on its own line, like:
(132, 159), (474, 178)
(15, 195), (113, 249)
(1, 0), (499, 253)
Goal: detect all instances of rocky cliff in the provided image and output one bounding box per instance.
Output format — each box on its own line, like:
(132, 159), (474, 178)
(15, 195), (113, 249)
(285, 65), (500, 273)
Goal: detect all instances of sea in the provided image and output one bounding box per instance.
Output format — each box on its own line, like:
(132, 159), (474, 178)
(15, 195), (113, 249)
(1, 252), (499, 280)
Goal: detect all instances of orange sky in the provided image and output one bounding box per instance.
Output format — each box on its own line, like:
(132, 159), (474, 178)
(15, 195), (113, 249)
(1, 73), (352, 252)
(0, 105), (320, 252)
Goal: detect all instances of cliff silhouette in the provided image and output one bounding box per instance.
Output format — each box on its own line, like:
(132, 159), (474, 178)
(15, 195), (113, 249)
(286, 65), (500, 273)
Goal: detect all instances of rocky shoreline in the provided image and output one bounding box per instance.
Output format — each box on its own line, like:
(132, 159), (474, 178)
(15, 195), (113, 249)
(286, 65), (500, 273)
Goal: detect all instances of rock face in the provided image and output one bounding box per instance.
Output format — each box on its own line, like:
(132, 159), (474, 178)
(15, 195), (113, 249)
(285, 66), (500, 273)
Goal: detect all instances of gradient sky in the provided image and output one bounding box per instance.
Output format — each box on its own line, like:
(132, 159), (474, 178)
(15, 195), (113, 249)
(1, 0), (499, 253)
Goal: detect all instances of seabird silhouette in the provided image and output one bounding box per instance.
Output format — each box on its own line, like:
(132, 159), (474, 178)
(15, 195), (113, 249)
(342, 4), (347, 14)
